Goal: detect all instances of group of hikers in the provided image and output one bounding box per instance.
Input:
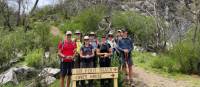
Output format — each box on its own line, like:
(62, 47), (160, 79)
(58, 29), (134, 87)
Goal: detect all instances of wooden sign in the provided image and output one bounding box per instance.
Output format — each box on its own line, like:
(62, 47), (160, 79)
(72, 67), (118, 74)
(72, 67), (118, 87)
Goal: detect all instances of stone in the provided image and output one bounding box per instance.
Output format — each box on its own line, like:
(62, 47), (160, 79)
(0, 68), (18, 85)
(41, 76), (56, 85)
(38, 68), (60, 77)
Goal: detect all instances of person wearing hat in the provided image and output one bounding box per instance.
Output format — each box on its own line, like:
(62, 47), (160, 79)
(114, 30), (123, 65)
(80, 36), (95, 87)
(89, 32), (99, 67)
(74, 30), (82, 68)
(107, 32), (115, 51)
(115, 30), (122, 43)
(58, 31), (77, 87)
(117, 29), (134, 85)
(96, 35), (112, 87)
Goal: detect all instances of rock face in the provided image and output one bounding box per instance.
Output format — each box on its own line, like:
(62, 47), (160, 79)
(0, 66), (38, 85)
(0, 68), (19, 85)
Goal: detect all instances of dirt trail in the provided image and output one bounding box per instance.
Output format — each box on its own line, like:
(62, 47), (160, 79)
(132, 67), (192, 87)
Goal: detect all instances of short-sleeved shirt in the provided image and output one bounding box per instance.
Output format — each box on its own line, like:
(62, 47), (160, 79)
(76, 40), (82, 53)
(97, 43), (111, 53)
(58, 40), (77, 62)
(107, 39), (115, 48)
(90, 38), (98, 49)
(81, 44), (93, 57)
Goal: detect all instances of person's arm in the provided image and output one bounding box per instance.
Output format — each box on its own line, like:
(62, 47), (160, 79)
(96, 48), (105, 56)
(128, 38), (134, 52)
(58, 50), (65, 58)
(90, 49), (95, 58)
(58, 41), (65, 58)
(105, 48), (112, 57)
(117, 40), (124, 52)
(80, 50), (85, 58)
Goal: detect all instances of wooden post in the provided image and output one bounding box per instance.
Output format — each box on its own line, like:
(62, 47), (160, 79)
(114, 78), (118, 87)
(72, 80), (76, 87)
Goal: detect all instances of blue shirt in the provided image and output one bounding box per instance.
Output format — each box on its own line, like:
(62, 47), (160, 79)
(117, 37), (133, 53)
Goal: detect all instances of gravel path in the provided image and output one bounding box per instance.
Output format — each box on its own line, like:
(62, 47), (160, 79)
(131, 67), (191, 87)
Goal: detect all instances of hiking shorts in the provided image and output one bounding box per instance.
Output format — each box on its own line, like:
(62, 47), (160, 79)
(121, 52), (133, 66)
(99, 58), (111, 67)
(80, 58), (94, 68)
(74, 54), (80, 68)
(60, 62), (74, 77)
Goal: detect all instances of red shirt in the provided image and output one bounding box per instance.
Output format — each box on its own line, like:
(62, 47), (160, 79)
(58, 40), (77, 62)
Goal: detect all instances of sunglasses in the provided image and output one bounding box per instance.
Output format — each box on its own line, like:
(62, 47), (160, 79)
(84, 39), (89, 41)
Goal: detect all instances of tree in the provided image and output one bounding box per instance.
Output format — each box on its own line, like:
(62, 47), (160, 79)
(30, 0), (39, 14)
(16, 0), (22, 26)
(0, 0), (13, 31)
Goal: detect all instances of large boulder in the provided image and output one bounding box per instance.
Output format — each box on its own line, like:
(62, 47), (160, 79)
(0, 68), (18, 85)
(39, 68), (60, 78)
(41, 76), (56, 86)
(38, 68), (60, 86)
(13, 66), (38, 81)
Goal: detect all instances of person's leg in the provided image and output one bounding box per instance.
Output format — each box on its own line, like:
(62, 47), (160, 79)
(60, 75), (65, 87)
(66, 76), (71, 87)
(128, 65), (133, 80)
(105, 58), (111, 87)
(60, 62), (67, 87)
(89, 59), (94, 87)
(122, 53), (129, 77)
(66, 62), (73, 87)
(99, 58), (105, 87)
(128, 53), (133, 81)
(80, 61), (86, 87)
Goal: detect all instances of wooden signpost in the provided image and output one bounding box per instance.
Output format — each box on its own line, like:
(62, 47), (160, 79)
(72, 67), (118, 87)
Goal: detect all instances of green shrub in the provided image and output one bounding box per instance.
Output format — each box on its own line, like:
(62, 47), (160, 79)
(59, 5), (107, 34)
(32, 22), (51, 50)
(133, 51), (152, 64)
(150, 55), (179, 73)
(25, 49), (44, 69)
(0, 28), (26, 65)
(112, 11), (157, 47)
(169, 42), (200, 74)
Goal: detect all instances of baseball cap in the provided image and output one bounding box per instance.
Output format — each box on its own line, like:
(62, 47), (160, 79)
(89, 32), (95, 35)
(66, 31), (72, 35)
(75, 30), (81, 34)
(83, 36), (89, 40)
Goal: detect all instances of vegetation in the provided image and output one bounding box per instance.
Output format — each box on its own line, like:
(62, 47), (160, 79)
(25, 49), (44, 69)
(0, 0), (200, 87)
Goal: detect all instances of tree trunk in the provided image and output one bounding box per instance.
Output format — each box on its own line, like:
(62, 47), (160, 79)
(30, 0), (39, 14)
(16, 0), (21, 26)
